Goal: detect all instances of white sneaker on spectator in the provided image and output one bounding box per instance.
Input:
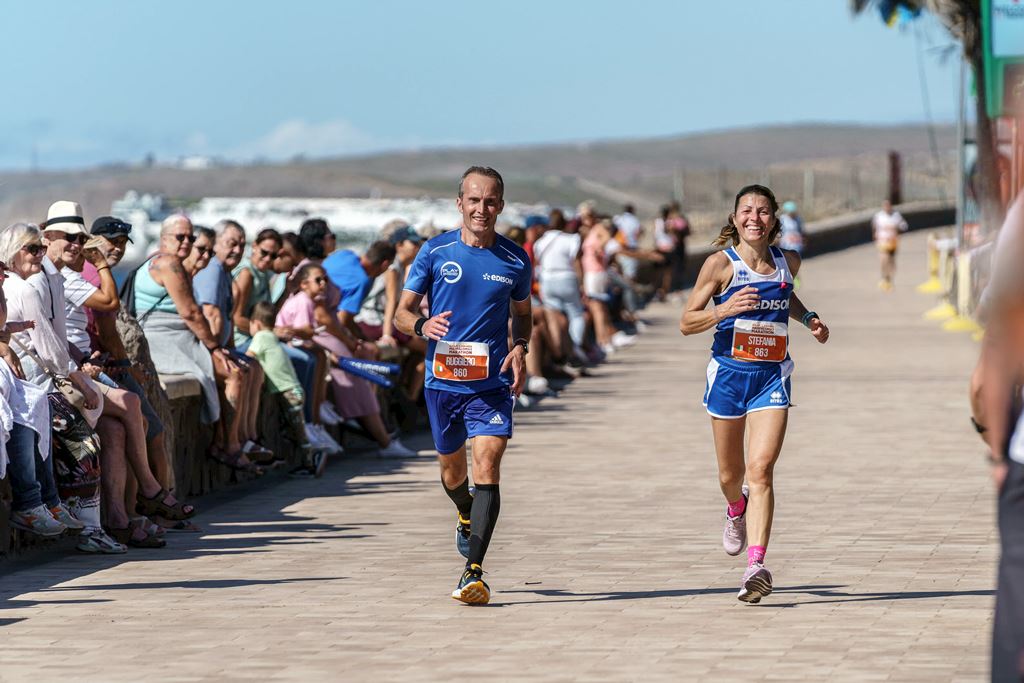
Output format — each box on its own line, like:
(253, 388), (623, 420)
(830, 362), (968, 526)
(11, 504), (67, 537)
(378, 437), (417, 458)
(612, 331), (637, 348)
(601, 343), (616, 357)
(516, 393), (534, 409)
(50, 501), (85, 532)
(77, 529), (127, 554)
(314, 424), (344, 455)
(319, 403), (342, 426)
(526, 376), (550, 395)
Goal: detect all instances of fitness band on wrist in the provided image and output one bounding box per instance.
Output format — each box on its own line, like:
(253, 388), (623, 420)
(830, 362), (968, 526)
(801, 311), (818, 328)
(414, 316), (428, 337)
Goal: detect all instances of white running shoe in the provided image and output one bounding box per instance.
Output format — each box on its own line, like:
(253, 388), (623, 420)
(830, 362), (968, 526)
(319, 403), (342, 426)
(737, 562), (773, 603)
(600, 343), (616, 357)
(378, 437), (417, 458)
(516, 393), (534, 409)
(316, 426), (344, 455)
(722, 485), (749, 556)
(526, 376), (550, 395)
(10, 504), (67, 538)
(612, 331), (637, 348)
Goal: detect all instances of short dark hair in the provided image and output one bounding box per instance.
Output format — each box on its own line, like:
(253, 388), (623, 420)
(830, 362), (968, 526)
(255, 228), (282, 247)
(458, 166), (504, 199)
(281, 231), (304, 256)
(364, 240), (396, 266)
(251, 301), (276, 328)
(194, 225), (216, 243)
(299, 218), (332, 259)
(296, 262), (325, 283)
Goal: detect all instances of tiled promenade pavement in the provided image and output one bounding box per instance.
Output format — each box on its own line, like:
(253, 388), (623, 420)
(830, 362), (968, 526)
(0, 231), (996, 682)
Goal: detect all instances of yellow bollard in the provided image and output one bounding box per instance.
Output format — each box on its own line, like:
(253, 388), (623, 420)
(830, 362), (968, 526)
(916, 233), (944, 294)
(942, 253), (982, 333)
(924, 301), (957, 320)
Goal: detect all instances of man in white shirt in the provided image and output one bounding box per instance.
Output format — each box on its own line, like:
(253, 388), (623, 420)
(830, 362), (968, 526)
(871, 199), (909, 291)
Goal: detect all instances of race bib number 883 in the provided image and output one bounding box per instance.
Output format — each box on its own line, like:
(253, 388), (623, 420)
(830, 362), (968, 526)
(731, 319), (788, 362)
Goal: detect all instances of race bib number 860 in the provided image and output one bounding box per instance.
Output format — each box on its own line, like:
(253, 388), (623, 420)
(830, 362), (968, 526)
(433, 341), (490, 381)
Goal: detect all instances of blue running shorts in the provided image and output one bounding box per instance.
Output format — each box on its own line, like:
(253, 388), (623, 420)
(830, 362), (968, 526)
(703, 356), (794, 419)
(425, 386), (515, 455)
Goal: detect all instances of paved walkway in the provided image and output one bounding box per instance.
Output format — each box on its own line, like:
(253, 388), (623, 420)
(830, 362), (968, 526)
(0, 231), (995, 682)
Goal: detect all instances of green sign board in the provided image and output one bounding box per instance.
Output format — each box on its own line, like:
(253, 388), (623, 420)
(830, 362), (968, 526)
(983, 0), (1024, 117)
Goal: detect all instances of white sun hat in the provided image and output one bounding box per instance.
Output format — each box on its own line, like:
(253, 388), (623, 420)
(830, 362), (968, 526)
(43, 200), (87, 235)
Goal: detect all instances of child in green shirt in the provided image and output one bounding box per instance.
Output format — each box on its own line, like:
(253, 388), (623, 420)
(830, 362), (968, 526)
(247, 302), (324, 477)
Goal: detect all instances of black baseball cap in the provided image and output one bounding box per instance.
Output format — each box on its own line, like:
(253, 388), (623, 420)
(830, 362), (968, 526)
(91, 216), (133, 243)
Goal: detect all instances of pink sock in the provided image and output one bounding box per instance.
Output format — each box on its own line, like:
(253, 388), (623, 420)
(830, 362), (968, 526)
(748, 545), (766, 566)
(727, 495), (746, 518)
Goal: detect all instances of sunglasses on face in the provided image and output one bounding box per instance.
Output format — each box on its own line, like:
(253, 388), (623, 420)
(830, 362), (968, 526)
(47, 231), (87, 245)
(173, 233), (197, 244)
(194, 246), (213, 258)
(21, 243), (43, 256)
(257, 247), (279, 260)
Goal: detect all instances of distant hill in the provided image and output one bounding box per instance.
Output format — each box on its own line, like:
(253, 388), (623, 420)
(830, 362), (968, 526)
(0, 122), (955, 231)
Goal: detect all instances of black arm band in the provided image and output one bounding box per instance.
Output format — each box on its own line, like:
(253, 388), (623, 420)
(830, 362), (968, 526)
(414, 317), (428, 337)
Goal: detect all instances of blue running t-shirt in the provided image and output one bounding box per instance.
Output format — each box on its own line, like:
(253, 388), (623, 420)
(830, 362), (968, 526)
(404, 229), (532, 394)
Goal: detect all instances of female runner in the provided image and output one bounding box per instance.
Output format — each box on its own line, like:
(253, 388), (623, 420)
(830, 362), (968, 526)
(681, 184), (829, 603)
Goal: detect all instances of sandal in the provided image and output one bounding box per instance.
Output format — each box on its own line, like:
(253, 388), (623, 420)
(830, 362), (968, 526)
(158, 519), (202, 533)
(108, 525), (166, 549)
(242, 440), (277, 465)
(136, 487), (196, 521)
(207, 447), (264, 475)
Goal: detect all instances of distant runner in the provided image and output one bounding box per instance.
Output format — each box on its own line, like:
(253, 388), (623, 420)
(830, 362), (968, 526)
(681, 184), (829, 603)
(394, 166), (532, 605)
(871, 199), (908, 291)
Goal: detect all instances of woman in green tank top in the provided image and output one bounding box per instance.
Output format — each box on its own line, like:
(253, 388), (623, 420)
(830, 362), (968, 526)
(231, 228), (281, 349)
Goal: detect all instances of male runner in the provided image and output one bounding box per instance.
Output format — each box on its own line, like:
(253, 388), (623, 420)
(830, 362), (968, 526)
(395, 166), (532, 605)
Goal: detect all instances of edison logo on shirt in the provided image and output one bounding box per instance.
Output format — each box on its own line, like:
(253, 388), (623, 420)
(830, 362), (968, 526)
(483, 272), (514, 285)
(440, 261), (463, 284)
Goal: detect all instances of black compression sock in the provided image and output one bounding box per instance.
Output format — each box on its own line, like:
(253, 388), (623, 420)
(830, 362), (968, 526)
(467, 483), (500, 567)
(443, 477), (474, 519)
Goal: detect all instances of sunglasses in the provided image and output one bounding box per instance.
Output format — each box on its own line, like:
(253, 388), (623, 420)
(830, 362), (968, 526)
(257, 247), (279, 260)
(21, 243), (43, 256)
(173, 233), (197, 244)
(47, 231), (87, 245)
(194, 246), (213, 258)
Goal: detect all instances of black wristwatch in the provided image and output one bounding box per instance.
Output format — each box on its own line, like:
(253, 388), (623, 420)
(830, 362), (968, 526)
(513, 339), (529, 355)
(414, 316), (428, 337)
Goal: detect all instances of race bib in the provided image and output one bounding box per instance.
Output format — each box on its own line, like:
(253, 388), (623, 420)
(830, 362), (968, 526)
(731, 319), (788, 362)
(433, 341), (489, 381)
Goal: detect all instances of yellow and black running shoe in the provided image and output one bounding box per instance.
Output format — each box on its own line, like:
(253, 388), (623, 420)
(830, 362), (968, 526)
(451, 563), (489, 605)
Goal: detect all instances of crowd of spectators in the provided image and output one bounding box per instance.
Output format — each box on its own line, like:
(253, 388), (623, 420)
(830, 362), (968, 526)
(0, 196), (685, 553)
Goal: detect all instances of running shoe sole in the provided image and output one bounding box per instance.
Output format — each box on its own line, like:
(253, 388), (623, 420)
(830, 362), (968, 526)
(737, 571), (773, 604)
(452, 579), (490, 605)
(9, 519), (66, 538)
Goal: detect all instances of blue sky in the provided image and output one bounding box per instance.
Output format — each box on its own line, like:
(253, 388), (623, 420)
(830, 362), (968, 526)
(0, 1), (961, 170)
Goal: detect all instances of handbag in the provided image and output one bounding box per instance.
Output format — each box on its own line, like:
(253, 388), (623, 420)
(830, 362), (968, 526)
(10, 335), (89, 413)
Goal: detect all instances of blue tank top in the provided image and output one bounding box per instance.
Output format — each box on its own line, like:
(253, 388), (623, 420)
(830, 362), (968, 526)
(134, 259), (179, 316)
(710, 246), (793, 364)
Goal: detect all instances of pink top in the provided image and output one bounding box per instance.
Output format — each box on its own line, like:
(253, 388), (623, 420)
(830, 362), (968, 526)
(581, 232), (608, 274)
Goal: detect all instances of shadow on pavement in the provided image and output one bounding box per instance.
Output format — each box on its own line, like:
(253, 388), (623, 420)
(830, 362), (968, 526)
(0, 453), (412, 626)
(495, 584), (991, 607)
